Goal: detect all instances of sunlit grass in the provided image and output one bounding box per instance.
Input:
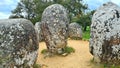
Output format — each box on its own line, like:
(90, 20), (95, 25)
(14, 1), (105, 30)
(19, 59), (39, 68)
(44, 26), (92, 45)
(41, 46), (75, 55)
(90, 58), (120, 68)
(82, 26), (90, 41)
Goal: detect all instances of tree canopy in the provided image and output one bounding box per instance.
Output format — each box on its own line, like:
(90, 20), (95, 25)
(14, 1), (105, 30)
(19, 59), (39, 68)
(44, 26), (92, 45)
(11, 0), (88, 24)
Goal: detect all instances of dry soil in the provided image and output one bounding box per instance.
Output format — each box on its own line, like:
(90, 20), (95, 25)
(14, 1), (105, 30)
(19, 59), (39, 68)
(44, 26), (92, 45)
(36, 40), (100, 68)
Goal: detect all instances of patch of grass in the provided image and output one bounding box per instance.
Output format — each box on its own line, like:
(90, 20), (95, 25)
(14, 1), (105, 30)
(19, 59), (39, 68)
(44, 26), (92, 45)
(101, 64), (120, 68)
(41, 46), (75, 56)
(82, 26), (90, 41)
(63, 46), (75, 54)
(90, 58), (120, 68)
(33, 64), (41, 68)
(41, 49), (48, 54)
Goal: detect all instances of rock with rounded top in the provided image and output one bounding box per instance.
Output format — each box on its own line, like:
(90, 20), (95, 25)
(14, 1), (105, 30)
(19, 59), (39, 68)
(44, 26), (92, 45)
(68, 22), (82, 39)
(90, 2), (120, 64)
(0, 19), (39, 68)
(41, 4), (69, 54)
(9, 14), (24, 19)
(35, 22), (43, 42)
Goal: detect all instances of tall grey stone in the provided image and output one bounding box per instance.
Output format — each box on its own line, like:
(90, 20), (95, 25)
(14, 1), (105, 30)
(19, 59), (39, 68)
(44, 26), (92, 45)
(68, 22), (82, 39)
(90, 2), (120, 64)
(0, 19), (39, 68)
(41, 4), (69, 54)
(35, 22), (43, 42)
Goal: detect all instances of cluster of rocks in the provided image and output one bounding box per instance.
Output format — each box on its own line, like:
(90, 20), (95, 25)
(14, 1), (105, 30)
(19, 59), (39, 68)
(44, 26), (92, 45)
(38, 4), (83, 55)
(90, 2), (120, 64)
(0, 4), (83, 67)
(0, 19), (39, 68)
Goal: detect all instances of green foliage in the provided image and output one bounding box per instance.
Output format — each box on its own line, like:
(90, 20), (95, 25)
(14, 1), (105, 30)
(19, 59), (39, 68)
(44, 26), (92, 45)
(72, 10), (95, 31)
(63, 46), (75, 54)
(82, 26), (90, 40)
(41, 49), (48, 54)
(41, 46), (75, 55)
(33, 64), (41, 68)
(11, 0), (53, 24)
(90, 58), (120, 68)
(11, 0), (88, 24)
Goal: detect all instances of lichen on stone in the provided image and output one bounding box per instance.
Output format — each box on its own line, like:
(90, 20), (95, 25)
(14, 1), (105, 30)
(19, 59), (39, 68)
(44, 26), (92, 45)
(35, 22), (43, 42)
(90, 2), (120, 64)
(0, 19), (39, 68)
(68, 22), (82, 39)
(41, 4), (69, 55)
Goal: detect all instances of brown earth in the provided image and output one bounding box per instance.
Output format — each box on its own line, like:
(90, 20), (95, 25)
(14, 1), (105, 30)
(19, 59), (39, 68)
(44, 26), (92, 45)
(36, 40), (99, 68)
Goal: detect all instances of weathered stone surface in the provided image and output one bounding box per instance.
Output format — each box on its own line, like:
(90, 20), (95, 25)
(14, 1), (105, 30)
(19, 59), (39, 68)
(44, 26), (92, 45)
(90, 2), (120, 64)
(0, 19), (39, 68)
(68, 22), (82, 39)
(35, 22), (43, 42)
(9, 14), (24, 19)
(41, 4), (69, 54)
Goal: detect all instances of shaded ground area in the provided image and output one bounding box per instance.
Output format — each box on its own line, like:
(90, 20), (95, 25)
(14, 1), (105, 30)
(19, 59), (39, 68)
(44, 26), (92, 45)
(36, 40), (100, 68)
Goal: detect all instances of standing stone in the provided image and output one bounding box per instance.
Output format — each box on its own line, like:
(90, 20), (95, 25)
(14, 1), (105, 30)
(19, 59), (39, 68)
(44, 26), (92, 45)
(41, 4), (69, 54)
(68, 22), (82, 39)
(90, 2), (120, 64)
(35, 22), (43, 42)
(0, 19), (39, 68)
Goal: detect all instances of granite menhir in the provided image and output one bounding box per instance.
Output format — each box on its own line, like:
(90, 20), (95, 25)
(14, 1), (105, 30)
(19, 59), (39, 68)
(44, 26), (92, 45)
(41, 4), (69, 55)
(90, 2), (120, 64)
(0, 19), (39, 68)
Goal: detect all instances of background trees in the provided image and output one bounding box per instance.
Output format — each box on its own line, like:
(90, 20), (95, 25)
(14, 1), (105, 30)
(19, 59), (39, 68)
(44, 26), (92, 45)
(74, 10), (95, 31)
(11, 0), (52, 24)
(11, 0), (95, 31)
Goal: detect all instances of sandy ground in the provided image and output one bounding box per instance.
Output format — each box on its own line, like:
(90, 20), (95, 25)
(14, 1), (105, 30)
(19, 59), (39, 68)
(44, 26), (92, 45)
(36, 40), (96, 68)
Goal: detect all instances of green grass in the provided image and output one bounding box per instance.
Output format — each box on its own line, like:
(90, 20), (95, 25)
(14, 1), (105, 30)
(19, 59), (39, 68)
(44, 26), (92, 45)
(90, 58), (120, 68)
(63, 46), (75, 54)
(41, 46), (75, 55)
(33, 64), (41, 68)
(41, 49), (48, 54)
(93, 63), (120, 68)
(82, 26), (90, 41)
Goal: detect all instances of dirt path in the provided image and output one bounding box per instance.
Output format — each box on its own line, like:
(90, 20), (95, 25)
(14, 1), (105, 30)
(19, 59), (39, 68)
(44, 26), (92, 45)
(36, 40), (95, 68)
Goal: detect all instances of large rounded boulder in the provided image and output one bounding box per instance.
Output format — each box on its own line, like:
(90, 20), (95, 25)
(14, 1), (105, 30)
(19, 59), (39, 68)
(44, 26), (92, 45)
(41, 4), (69, 54)
(90, 2), (120, 64)
(0, 19), (39, 68)
(68, 22), (82, 39)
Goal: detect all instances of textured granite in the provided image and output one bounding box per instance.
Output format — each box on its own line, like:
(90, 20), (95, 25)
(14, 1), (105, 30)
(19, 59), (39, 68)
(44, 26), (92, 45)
(41, 4), (69, 54)
(0, 19), (39, 68)
(90, 2), (120, 64)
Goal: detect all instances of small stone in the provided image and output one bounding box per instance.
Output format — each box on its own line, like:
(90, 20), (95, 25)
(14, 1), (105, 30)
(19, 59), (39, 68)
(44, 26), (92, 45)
(62, 53), (68, 57)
